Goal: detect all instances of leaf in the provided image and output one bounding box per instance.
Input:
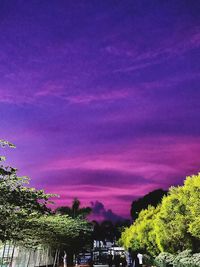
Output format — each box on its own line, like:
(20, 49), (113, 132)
(0, 156), (6, 162)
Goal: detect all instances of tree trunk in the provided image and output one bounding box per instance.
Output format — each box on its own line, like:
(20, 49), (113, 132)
(26, 249), (31, 267)
(46, 247), (49, 267)
(56, 250), (60, 267)
(32, 249), (37, 267)
(63, 251), (67, 267)
(53, 249), (58, 267)
(7, 242), (11, 259)
(0, 242), (6, 267)
(9, 243), (16, 267)
(38, 248), (42, 267)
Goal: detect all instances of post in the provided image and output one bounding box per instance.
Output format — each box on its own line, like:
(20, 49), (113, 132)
(26, 249), (31, 267)
(57, 250), (60, 267)
(38, 248), (42, 267)
(9, 243), (16, 267)
(0, 242), (6, 267)
(63, 251), (67, 267)
(53, 249), (58, 267)
(46, 247), (49, 267)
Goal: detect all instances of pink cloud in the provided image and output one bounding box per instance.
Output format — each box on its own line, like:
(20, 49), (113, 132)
(113, 27), (200, 73)
(47, 183), (158, 217)
(39, 136), (200, 217)
(0, 89), (34, 105)
(65, 90), (130, 104)
(41, 136), (200, 186)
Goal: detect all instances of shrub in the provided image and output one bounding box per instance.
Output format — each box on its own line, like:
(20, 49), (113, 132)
(155, 252), (175, 267)
(179, 256), (196, 267)
(173, 250), (192, 266)
(155, 251), (200, 267)
(192, 253), (200, 266)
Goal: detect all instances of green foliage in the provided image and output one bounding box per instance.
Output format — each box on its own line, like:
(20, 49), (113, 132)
(120, 173), (200, 256)
(155, 250), (200, 267)
(20, 214), (92, 250)
(154, 186), (193, 253)
(155, 252), (175, 266)
(184, 174), (200, 247)
(0, 166), (54, 243)
(0, 139), (16, 149)
(119, 205), (160, 256)
(0, 139), (92, 254)
(173, 249), (192, 266)
(155, 174), (200, 253)
(142, 254), (156, 266)
(131, 189), (167, 220)
(189, 217), (200, 239)
(0, 140), (55, 244)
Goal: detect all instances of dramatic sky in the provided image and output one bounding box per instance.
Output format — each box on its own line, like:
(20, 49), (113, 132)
(1, 0), (200, 220)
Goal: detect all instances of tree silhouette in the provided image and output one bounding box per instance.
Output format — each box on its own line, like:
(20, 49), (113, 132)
(131, 189), (167, 221)
(92, 219), (131, 242)
(56, 198), (92, 219)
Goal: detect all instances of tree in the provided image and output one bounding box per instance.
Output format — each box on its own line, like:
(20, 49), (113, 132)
(119, 206), (160, 256)
(154, 187), (192, 253)
(121, 173), (200, 256)
(114, 220), (131, 240)
(181, 173), (200, 251)
(0, 139), (54, 243)
(131, 189), (167, 221)
(0, 167), (54, 243)
(56, 198), (92, 219)
(155, 174), (200, 253)
(0, 140), (93, 266)
(19, 214), (92, 266)
(21, 214), (92, 249)
(100, 220), (115, 242)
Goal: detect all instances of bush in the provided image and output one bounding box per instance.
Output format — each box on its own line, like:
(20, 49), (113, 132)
(173, 250), (192, 266)
(155, 252), (175, 267)
(179, 257), (197, 267)
(178, 253), (200, 267)
(192, 253), (200, 266)
(155, 251), (200, 267)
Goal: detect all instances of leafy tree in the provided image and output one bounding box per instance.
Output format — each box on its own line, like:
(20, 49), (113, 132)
(154, 186), (192, 253)
(182, 173), (200, 251)
(0, 167), (54, 243)
(120, 173), (200, 255)
(0, 140), (93, 266)
(119, 206), (160, 256)
(21, 214), (92, 249)
(131, 189), (167, 221)
(155, 174), (200, 253)
(55, 198), (92, 219)
(0, 140), (54, 244)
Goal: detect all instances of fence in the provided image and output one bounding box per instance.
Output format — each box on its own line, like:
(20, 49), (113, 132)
(0, 243), (55, 267)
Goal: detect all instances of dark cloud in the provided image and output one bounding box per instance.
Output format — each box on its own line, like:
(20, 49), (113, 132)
(116, 195), (138, 202)
(38, 168), (152, 187)
(91, 201), (126, 222)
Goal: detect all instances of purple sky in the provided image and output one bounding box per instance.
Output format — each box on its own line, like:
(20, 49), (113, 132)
(1, 0), (200, 219)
